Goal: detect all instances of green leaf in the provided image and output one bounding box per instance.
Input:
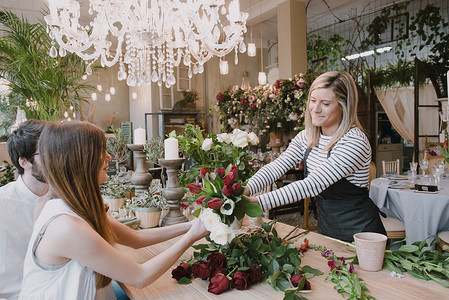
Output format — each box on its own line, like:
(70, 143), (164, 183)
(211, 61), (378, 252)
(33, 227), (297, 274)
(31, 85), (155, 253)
(282, 264), (294, 274)
(301, 265), (324, 277)
(289, 253), (302, 267)
(268, 259), (280, 275)
(276, 278), (292, 292)
(192, 208), (201, 218)
(240, 198), (264, 217)
(177, 277), (192, 284)
(397, 245), (419, 253)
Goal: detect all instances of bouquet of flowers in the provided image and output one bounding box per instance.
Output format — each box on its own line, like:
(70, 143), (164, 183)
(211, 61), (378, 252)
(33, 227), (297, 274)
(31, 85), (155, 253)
(172, 124), (259, 184)
(172, 221), (322, 298)
(187, 164), (263, 245)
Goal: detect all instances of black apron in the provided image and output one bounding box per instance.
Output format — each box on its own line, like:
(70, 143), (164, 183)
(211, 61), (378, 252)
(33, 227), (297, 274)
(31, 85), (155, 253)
(304, 148), (386, 242)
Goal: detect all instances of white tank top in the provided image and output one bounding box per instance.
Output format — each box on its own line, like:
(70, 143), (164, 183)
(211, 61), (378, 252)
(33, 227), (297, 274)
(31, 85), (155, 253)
(19, 199), (104, 300)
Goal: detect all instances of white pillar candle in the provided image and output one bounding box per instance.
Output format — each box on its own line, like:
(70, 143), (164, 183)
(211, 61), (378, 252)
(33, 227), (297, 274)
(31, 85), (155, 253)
(134, 127), (146, 144)
(164, 137), (179, 159)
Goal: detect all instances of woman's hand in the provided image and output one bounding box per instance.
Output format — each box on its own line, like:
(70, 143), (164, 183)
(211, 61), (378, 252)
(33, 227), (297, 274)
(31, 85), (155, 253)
(243, 188), (250, 196)
(248, 196), (259, 204)
(187, 218), (209, 241)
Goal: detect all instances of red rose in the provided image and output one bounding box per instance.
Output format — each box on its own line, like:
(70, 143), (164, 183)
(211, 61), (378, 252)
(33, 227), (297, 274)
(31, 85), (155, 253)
(247, 265), (263, 284)
(206, 252), (227, 269)
(291, 274), (311, 290)
(207, 198), (223, 210)
(208, 274), (230, 295)
(214, 167), (226, 178)
(216, 92), (225, 102)
(224, 172), (236, 186)
(231, 270), (248, 290)
(191, 261), (211, 279)
(212, 267), (228, 277)
(222, 185), (232, 197)
(187, 183), (202, 194)
(171, 263), (192, 281)
(231, 183), (243, 195)
(200, 166), (210, 179)
(196, 195), (206, 205)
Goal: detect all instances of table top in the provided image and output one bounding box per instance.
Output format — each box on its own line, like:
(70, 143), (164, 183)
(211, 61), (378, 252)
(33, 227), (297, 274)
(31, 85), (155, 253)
(370, 177), (449, 245)
(118, 221), (448, 299)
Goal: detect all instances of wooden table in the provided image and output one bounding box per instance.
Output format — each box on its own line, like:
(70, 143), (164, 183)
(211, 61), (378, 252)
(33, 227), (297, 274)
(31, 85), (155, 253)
(118, 221), (448, 299)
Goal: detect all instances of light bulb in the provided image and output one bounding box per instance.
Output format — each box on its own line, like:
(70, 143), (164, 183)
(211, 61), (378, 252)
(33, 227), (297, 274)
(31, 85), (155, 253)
(91, 92), (97, 101)
(219, 60), (229, 75)
(258, 72), (267, 85)
(132, 92), (138, 100)
(110, 86), (116, 95)
(105, 93), (111, 101)
(97, 84), (103, 92)
(82, 75), (88, 80)
(247, 43), (256, 57)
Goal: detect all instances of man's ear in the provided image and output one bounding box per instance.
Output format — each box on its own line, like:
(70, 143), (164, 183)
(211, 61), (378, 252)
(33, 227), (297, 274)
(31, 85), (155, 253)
(18, 157), (32, 171)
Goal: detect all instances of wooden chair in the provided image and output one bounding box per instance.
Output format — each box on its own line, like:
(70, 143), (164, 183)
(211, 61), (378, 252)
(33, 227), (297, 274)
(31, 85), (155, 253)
(370, 161), (406, 239)
(382, 159), (400, 175)
(437, 231), (449, 252)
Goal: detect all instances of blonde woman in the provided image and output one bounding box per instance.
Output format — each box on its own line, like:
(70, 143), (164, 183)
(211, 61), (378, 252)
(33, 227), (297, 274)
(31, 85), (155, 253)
(246, 71), (386, 242)
(19, 121), (208, 299)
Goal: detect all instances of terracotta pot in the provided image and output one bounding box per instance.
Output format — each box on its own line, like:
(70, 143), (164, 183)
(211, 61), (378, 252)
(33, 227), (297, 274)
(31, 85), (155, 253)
(135, 207), (162, 228)
(353, 232), (387, 271)
(103, 196), (125, 212)
(269, 130), (284, 153)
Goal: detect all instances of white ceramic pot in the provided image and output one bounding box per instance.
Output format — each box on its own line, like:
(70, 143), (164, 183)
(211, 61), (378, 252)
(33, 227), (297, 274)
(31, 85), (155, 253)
(135, 207), (162, 228)
(103, 196), (125, 212)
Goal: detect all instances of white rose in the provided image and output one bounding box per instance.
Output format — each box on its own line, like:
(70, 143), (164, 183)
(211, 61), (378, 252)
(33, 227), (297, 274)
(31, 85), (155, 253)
(209, 222), (235, 245)
(217, 133), (231, 144)
(248, 132), (259, 145)
(230, 131), (248, 148)
(199, 208), (221, 230)
(202, 138), (213, 151)
(288, 112), (298, 121)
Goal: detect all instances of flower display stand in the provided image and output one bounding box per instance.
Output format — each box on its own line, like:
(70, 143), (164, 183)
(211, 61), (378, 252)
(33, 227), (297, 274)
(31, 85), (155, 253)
(158, 158), (188, 226)
(128, 144), (153, 194)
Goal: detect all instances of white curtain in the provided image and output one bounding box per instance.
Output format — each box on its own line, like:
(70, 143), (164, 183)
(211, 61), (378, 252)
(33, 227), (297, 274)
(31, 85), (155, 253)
(375, 84), (438, 145)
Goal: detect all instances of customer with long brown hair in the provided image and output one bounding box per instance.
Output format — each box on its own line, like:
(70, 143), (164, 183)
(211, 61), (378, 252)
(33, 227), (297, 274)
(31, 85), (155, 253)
(19, 121), (208, 299)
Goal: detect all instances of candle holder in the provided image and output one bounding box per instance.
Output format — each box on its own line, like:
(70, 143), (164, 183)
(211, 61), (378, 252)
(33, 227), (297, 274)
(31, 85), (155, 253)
(127, 144), (152, 194)
(158, 158), (188, 226)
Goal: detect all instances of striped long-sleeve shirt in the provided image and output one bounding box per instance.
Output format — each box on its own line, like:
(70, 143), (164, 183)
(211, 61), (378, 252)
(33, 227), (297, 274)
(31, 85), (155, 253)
(247, 127), (371, 211)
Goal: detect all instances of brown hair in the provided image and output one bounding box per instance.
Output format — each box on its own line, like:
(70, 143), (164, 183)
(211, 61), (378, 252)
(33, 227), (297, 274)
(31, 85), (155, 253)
(304, 71), (362, 151)
(38, 121), (114, 289)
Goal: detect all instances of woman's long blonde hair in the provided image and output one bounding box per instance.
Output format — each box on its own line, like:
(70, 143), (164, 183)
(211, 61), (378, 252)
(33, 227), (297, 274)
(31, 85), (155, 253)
(39, 121), (114, 289)
(305, 71), (362, 151)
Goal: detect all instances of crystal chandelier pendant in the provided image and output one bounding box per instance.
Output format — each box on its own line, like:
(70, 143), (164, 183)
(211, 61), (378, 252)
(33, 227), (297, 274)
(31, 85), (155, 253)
(45, 0), (249, 88)
(219, 60), (229, 75)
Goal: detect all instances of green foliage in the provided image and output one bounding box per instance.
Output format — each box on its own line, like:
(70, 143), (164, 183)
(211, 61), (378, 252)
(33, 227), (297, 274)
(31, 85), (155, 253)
(190, 221), (321, 299)
(384, 237), (449, 287)
(100, 174), (132, 198)
(0, 160), (15, 186)
(171, 125), (258, 185)
(173, 89), (199, 110)
(307, 34), (346, 72)
(106, 126), (130, 171)
(0, 10), (96, 124)
(143, 137), (164, 163)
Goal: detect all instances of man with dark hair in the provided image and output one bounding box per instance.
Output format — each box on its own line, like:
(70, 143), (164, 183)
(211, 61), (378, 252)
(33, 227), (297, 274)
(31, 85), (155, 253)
(0, 120), (49, 300)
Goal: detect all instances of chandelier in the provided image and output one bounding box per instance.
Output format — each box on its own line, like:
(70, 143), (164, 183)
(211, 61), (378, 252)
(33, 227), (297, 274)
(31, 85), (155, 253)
(45, 0), (248, 88)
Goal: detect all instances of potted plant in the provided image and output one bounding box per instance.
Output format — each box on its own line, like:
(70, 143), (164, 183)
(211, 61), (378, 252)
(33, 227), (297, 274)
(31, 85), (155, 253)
(131, 182), (168, 228)
(143, 137), (165, 186)
(101, 174), (132, 212)
(173, 89), (199, 111)
(106, 126), (130, 173)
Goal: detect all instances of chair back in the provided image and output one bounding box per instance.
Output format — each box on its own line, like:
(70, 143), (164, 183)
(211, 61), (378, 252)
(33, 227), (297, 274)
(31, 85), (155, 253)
(382, 159), (400, 175)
